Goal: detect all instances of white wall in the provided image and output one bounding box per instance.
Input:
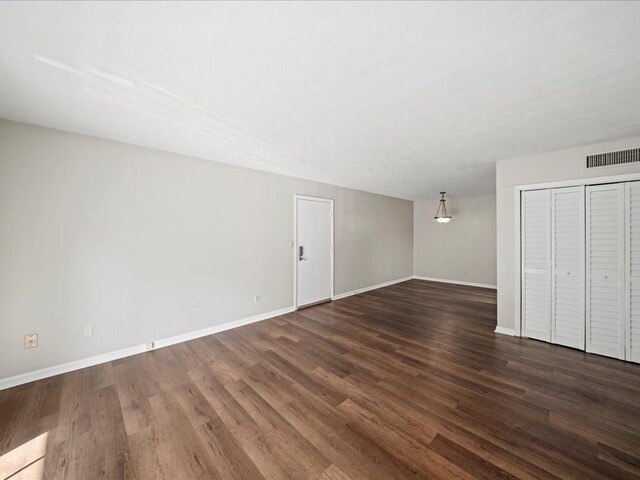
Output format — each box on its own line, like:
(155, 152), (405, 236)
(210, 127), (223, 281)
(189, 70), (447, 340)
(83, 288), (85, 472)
(496, 136), (640, 332)
(414, 194), (496, 287)
(0, 119), (413, 379)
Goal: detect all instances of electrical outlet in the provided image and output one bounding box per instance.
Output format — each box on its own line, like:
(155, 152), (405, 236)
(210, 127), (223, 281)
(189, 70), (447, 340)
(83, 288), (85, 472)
(254, 294), (261, 303)
(24, 334), (38, 349)
(83, 325), (94, 337)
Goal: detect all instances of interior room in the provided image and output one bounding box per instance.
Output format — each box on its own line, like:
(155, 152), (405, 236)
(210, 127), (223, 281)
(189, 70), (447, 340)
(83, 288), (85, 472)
(1, 2), (639, 479)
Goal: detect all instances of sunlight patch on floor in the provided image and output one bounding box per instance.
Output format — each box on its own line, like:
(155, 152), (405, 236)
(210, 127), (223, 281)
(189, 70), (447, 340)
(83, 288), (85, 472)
(0, 432), (48, 479)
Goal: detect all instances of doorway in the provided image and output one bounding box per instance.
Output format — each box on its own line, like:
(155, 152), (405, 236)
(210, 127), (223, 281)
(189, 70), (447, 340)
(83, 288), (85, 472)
(294, 195), (334, 308)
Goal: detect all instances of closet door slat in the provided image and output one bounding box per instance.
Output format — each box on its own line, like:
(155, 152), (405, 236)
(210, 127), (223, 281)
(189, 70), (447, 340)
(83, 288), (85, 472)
(551, 186), (585, 349)
(587, 183), (625, 360)
(522, 189), (551, 342)
(626, 181), (640, 363)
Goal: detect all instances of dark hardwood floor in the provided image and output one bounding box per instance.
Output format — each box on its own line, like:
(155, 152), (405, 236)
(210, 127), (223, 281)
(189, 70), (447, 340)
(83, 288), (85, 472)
(2, 279), (640, 479)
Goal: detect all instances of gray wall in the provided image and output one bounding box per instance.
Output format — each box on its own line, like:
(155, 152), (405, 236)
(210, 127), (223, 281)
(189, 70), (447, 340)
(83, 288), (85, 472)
(414, 194), (496, 286)
(0, 119), (413, 379)
(496, 135), (640, 332)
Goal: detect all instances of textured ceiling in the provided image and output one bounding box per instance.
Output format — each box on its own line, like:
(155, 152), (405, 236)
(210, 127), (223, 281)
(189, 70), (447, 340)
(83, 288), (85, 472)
(1, 2), (640, 200)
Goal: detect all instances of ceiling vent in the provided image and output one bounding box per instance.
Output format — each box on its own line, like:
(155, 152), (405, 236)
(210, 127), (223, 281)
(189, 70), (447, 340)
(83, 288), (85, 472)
(586, 147), (640, 168)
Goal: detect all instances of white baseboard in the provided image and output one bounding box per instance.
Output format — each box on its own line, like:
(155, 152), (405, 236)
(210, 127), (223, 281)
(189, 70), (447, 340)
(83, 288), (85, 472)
(0, 306), (294, 391)
(494, 326), (516, 336)
(412, 275), (497, 289)
(332, 276), (413, 301)
(0, 344), (147, 391)
(152, 306), (295, 349)
(0, 273), (499, 390)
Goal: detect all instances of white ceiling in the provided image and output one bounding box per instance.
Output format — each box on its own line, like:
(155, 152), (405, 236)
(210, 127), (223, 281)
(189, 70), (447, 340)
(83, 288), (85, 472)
(1, 2), (640, 200)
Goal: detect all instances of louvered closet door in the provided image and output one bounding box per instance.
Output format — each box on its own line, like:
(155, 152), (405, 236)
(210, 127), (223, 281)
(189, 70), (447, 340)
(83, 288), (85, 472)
(626, 181), (640, 363)
(522, 189), (551, 342)
(587, 183), (625, 359)
(551, 186), (585, 349)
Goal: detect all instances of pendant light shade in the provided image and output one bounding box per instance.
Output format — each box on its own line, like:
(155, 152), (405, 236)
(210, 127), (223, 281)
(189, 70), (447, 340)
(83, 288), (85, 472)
(434, 192), (452, 223)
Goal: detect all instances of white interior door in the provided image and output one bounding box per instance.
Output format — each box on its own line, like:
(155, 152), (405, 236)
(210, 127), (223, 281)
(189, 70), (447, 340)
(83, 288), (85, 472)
(551, 186), (585, 349)
(587, 183), (625, 359)
(522, 189), (551, 342)
(296, 196), (333, 308)
(626, 181), (640, 363)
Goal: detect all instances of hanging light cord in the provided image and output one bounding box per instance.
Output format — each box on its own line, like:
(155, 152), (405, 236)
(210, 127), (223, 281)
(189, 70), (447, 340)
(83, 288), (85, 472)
(434, 192), (452, 223)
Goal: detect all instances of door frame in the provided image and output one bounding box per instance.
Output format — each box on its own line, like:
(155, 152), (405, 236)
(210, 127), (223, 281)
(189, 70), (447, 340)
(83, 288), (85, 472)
(293, 194), (335, 309)
(514, 172), (640, 337)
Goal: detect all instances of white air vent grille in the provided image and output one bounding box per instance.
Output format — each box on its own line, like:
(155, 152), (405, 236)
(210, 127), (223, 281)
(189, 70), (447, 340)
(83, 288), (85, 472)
(586, 148), (640, 168)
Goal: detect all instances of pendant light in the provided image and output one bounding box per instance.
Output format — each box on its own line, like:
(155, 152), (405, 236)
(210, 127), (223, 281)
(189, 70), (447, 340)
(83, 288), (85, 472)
(434, 192), (452, 223)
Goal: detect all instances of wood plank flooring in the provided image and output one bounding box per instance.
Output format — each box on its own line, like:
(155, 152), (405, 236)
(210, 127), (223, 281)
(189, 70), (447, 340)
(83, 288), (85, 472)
(2, 279), (640, 479)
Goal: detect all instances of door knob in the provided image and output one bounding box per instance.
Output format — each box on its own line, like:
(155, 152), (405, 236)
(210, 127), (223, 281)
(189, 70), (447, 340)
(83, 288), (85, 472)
(299, 256), (307, 261)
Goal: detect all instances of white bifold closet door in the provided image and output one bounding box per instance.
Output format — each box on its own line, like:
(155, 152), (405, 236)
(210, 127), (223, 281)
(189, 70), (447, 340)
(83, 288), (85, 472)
(586, 183), (626, 360)
(522, 189), (551, 342)
(627, 181), (640, 363)
(551, 186), (585, 349)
